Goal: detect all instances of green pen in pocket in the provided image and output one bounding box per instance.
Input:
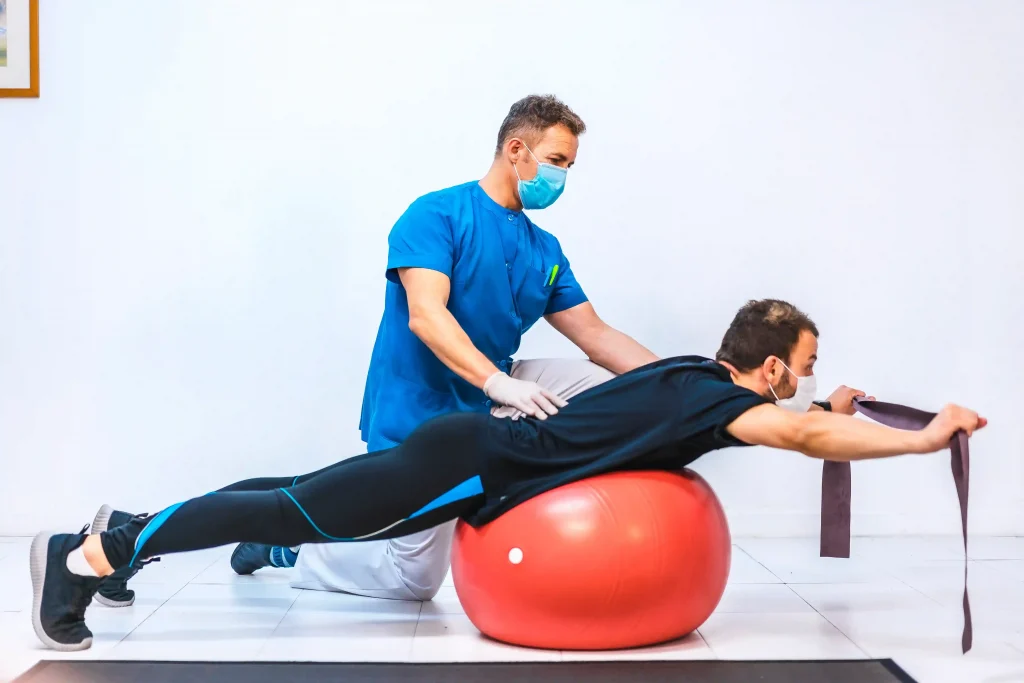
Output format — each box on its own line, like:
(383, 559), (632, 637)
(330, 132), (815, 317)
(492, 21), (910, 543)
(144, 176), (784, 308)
(546, 264), (560, 287)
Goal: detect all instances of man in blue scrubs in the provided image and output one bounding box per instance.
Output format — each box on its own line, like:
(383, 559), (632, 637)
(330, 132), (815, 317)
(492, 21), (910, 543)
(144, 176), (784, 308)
(91, 96), (873, 607)
(226, 95), (661, 598)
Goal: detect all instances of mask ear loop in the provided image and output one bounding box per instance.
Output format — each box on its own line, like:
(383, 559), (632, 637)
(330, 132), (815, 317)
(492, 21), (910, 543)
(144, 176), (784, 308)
(510, 142), (527, 204)
(521, 141), (539, 164)
(509, 138), (541, 204)
(766, 357), (790, 402)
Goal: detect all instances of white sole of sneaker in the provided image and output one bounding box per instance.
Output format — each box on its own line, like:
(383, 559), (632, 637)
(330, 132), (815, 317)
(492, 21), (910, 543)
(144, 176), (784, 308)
(91, 504), (115, 534)
(94, 591), (135, 608)
(30, 531), (93, 652)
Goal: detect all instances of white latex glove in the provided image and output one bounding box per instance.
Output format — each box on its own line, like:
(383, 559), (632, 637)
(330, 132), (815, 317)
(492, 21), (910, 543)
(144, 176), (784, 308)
(483, 372), (568, 420)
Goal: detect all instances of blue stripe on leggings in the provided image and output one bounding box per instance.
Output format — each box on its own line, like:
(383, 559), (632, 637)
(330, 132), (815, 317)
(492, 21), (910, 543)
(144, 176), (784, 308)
(408, 476), (483, 519)
(279, 475), (483, 542)
(280, 488), (355, 541)
(130, 501), (185, 565)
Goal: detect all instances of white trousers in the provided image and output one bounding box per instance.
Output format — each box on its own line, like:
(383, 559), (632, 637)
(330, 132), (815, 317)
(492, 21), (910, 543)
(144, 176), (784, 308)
(290, 358), (616, 600)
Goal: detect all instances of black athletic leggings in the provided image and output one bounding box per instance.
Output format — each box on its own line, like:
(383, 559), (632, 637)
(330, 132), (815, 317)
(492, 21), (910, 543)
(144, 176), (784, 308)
(100, 413), (494, 570)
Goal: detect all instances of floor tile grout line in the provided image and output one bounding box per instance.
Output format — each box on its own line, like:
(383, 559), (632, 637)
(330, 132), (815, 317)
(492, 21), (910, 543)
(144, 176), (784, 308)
(188, 550), (233, 583)
(804, 608), (873, 659)
(691, 628), (719, 660)
(404, 601), (424, 661)
(732, 544), (787, 584)
(889, 573), (947, 608)
(973, 559), (1024, 585)
(108, 579), (195, 648)
(253, 590), (304, 659)
(779, 582), (874, 660)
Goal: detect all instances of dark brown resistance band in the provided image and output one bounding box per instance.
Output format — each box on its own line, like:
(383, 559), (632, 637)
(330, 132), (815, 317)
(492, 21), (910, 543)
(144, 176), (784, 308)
(820, 398), (971, 653)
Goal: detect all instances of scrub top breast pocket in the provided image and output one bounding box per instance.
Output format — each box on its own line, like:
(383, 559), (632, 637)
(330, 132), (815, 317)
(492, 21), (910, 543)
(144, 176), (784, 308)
(516, 266), (556, 330)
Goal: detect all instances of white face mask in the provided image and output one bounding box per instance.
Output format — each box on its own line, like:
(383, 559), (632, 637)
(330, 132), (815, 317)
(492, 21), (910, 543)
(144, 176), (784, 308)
(768, 359), (817, 413)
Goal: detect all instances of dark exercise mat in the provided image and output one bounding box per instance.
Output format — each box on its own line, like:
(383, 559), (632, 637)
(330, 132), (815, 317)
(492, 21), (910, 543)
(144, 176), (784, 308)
(14, 659), (918, 683)
(820, 398), (972, 652)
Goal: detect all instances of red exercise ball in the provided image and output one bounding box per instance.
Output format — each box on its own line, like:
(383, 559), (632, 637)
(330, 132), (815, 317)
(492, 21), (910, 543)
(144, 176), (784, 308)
(451, 469), (731, 650)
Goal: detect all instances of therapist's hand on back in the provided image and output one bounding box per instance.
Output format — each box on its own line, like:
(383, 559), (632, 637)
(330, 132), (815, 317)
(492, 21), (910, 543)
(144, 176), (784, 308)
(484, 372), (568, 420)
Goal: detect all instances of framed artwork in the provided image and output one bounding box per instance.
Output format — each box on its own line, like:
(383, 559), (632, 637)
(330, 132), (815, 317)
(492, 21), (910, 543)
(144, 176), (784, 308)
(0, 0), (39, 98)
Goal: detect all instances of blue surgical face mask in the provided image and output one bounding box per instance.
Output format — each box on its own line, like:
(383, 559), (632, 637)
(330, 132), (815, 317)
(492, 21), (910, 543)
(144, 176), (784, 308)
(513, 143), (567, 210)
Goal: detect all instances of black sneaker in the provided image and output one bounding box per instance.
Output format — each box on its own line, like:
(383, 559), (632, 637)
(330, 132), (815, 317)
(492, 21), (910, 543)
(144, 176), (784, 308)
(91, 504), (155, 608)
(30, 529), (102, 651)
(230, 543), (274, 575)
(94, 564), (139, 608)
(91, 504), (136, 535)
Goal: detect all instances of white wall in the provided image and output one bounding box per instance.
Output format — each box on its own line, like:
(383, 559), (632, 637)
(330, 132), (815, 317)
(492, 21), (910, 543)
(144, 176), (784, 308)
(1, 0), (1021, 536)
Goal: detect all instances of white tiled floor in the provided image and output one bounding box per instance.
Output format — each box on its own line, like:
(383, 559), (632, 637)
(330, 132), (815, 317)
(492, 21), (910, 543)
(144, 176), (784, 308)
(2, 536), (1024, 683)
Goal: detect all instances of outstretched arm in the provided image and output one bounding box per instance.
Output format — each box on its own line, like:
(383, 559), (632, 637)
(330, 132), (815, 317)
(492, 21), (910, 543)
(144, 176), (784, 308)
(726, 403), (986, 461)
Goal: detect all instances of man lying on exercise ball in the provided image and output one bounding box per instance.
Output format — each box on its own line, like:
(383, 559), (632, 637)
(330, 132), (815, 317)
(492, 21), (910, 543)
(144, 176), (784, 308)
(31, 299), (986, 651)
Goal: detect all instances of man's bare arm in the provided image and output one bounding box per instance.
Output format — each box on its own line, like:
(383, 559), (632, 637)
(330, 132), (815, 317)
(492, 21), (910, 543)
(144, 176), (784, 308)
(400, 267), (500, 389)
(545, 302), (658, 374)
(399, 267), (565, 418)
(726, 403), (986, 461)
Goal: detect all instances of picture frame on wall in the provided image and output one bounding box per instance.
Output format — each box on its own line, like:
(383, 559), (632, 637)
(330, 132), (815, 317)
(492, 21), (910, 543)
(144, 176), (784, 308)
(0, 0), (39, 98)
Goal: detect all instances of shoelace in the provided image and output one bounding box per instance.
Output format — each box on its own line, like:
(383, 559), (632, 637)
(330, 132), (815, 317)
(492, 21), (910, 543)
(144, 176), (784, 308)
(108, 556), (161, 583)
(820, 398), (971, 653)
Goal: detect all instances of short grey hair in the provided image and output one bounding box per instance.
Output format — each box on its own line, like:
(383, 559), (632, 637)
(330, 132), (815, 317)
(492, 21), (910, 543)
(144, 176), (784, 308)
(495, 95), (586, 155)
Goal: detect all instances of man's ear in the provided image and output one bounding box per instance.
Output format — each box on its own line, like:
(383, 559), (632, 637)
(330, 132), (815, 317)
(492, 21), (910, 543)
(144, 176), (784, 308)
(506, 138), (525, 163)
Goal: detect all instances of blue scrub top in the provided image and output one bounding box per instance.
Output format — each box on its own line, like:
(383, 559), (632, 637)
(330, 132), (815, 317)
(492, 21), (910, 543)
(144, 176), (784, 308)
(359, 181), (588, 450)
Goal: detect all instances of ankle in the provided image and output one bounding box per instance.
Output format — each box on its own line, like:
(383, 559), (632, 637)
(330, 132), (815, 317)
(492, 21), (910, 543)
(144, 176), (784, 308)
(82, 535), (115, 577)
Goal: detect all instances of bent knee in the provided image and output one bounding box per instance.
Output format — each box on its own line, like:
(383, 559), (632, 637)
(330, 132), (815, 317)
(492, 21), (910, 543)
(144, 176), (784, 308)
(398, 563), (450, 601)
(405, 582), (444, 601)
(394, 558), (450, 601)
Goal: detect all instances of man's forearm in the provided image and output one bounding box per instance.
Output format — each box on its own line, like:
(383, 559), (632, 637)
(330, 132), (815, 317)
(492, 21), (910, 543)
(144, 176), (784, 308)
(584, 325), (659, 375)
(408, 308), (500, 389)
(794, 411), (925, 461)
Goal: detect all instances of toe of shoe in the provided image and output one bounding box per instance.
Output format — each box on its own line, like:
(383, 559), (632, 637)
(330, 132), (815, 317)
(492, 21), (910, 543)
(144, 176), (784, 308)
(229, 544), (263, 575)
(36, 626), (94, 651)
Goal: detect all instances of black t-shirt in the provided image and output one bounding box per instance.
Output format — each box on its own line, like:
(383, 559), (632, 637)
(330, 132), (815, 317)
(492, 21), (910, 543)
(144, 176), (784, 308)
(468, 355), (771, 526)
